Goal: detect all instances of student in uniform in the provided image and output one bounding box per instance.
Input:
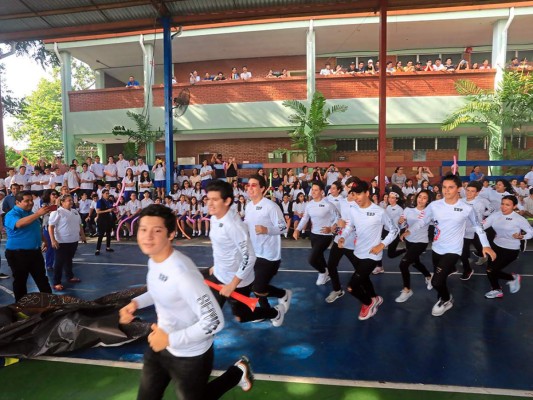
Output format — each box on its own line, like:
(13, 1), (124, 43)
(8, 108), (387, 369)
(244, 175), (292, 315)
(119, 204), (254, 400)
(293, 181), (340, 285)
(402, 175), (496, 316)
(482, 195), (533, 299)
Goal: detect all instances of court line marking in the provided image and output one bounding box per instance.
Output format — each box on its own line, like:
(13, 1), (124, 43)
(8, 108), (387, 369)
(0, 285), (14, 296)
(36, 356), (532, 397)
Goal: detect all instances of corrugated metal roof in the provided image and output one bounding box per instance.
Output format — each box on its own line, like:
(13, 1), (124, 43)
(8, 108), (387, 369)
(0, 0), (529, 42)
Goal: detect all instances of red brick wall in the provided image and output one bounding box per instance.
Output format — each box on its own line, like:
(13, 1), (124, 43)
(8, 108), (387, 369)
(70, 70), (496, 111)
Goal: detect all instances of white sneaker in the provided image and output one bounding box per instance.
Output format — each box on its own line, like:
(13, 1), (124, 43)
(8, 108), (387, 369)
(316, 272), (330, 285)
(395, 289), (413, 303)
(431, 296), (453, 316)
(284, 232), (288, 238)
(485, 289), (503, 299)
(234, 356), (254, 392)
(475, 256), (488, 266)
(507, 274), (521, 294)
(271, 305), (285, 327)
(325, 290), (345, 303)
(425, 273), (433, 290)
(279, 289), (292, 313)
(372, 266), (385, 275)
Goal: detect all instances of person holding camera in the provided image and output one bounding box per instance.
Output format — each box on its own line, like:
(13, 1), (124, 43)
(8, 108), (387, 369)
(152, 157), (166, 199)
(416, 166), (434, 187)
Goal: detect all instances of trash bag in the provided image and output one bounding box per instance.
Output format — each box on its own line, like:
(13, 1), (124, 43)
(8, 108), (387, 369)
(0, 287), (151, 358)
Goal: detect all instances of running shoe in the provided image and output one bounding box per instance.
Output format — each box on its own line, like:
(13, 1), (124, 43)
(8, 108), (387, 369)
(372, 296), (383, 315)
(460, 270), (474, 281)
(325, 290), (345, 303)
(395, 290), (413, 303)
(358, 302), (375, 320)
(316, 272), (330, 286)
(484, 289), (503, 299)
(425, 273), (433, 290)
(507, 274), (521, 294)
(431, 296), (453, 317)
(270, 305), (285, 327)
(235, 356), (254, 392)
(475, 256), (488, 266)
(279, 289), (292, 312)
(0, 273), (9, 279)
(372, 266), (384, 275)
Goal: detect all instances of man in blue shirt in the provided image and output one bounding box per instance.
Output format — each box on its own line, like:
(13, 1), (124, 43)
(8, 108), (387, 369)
(4, 191), (52, 301)
(2, 183), (20, 214)
(125, 75), (140, 88)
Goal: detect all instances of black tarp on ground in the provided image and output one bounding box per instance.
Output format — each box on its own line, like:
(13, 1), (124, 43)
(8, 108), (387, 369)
(0, 288), (151, 358)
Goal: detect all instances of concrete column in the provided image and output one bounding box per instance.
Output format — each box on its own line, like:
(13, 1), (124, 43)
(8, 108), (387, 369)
(143, 42), (155, 110)
(97, 143), (107, 160)
(492, 9), (514, 90)
(94, 70), (105, 89)
(59, 51), (76, 164)
(458, 135), (468, 176)
(306, 20), (316, 101)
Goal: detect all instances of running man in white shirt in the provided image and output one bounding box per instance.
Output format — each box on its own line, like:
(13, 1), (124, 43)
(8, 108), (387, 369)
(338, 182), (398, 320)
(402, 174), (496, 316)
(205, 180), (285, 326)
(293, 181), (340, 285)
(482, 195), (533, 299)
(119, 204), (254, 400)
(244, 175), (292, 315)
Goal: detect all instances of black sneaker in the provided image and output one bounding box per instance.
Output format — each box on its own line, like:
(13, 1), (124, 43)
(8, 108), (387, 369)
(0, 273), (9, 279)
(106, 248), (114, 252)
(460, 270), (474, 281)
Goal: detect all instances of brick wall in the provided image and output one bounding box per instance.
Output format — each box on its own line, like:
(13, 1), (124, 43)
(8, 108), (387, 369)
(70, 87), (144, 112)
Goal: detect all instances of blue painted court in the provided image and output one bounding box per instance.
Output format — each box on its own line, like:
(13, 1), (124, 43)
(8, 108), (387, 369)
(1, 240), (531, 396)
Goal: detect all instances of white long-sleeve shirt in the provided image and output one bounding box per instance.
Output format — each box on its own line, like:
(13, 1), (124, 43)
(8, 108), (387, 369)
(386, 204), (404, 228)
(334, 198), (356, 250)
(244, 197), (287, 261)
(408, 198), (490, 256)
(133, 250), (224, 357)
(209, 209), (255, 287)
(296, 197), (340, 235)
(402, 207), (429, 244)
(483, 211), (533, 250)
(341, 203), (398, 261)
(462, 197), (489, 239)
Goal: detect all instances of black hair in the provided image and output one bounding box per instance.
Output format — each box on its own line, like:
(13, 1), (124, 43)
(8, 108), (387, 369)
(496, 178), (516, 195)
(467, 181), (482, 191)
(345, 176), (361, 187)
(139, 204), (177, 236)
(249, 174), (267, 189)
(330, 181), (343, 192)
(412, 189), (432, 208)
(42, 189), (59, 204)
(501, 195), (518, 206)
(15, 191), (32, 202)
(442, 173), (462, 188)
(206, 180), (233, 201)
(311, 180), (325, 192)
(350, 181), (370, 194)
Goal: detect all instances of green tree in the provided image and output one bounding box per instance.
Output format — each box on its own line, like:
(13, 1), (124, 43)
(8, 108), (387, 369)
(282, 91), (347, 162)
(441, 70), (532, 175)
(7, 78), (63, 162)
(112, 111), (164, 158)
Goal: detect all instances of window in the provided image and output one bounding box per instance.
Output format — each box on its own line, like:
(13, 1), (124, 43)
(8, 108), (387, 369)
(397, 55), (418, 65)
(357, 138), (378, 151)
(442, 54), (463, 64)
(393, 138), (414, 150)
(468, 137), (486, 150)
(419, 54), (440, 64)
(415, 138), (436, 150)
(336, 58), (356, 69)
(437, 137), (458, 150)
(505, 136), (526, 150)
(471, 52), (492, 65)
(336, 139), (355, 152)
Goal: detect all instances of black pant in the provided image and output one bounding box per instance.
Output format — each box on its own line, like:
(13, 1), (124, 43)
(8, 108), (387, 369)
(347, 256), (379, 306)
(460, 238), (473, 274)
(53, 242), (79, 285)
(137, 346), (241, 400)
(327, 242), (358, 292)
(387, 228), (406, 259)
(253, 258), (286, 309)
(431, 251), (460, 302)
(205, 274), (277, 322)
(487, 244), (519, 290)
(96, 220), (113, 250)
(308, 233), (333, 273)
(5, 249), (52, 302)
(398, 241), (430, 289)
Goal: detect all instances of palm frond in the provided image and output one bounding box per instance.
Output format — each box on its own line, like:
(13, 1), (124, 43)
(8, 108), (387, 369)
(282, 100), (307, 117)
(454, 80), (487, 96)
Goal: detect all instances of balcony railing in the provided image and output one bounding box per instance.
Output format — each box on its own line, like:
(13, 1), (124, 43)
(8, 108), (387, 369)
(69, 70), (496, 112)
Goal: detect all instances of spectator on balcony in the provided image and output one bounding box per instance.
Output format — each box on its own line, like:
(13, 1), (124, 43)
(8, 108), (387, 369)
(444, 58), (456, 72)
(265, 69), (277, 78)
(189, 70), (200, 84)
(230, 67), (240, 80)
(432, 58), (446, 71)
(333, 64), (345, 75)
(213, 71), (226, 81)
(279, 69), (289, 78)
(355, 61), (365, 74)
(347, 62), (357, 75)
(125, 76), (140, 88)
(478, 59), (490, 69)
(320, 63), (333, 76)
(385, 61), (395, 74)
(471, 62), (480, 70)
(508, 57), (520, 69)
(203, 72), (213, 81)
(423, 59), (433, 71)
(240, 66), (252, 80)
(457, 59), (469, 71)
(375, 61), (380, 72)
(172, 76), (177, 84)
(366, 59), (377, 74)
(403, 61), (416, 72)
(517, 58), (531, 71)
(415, 61), (423, 71)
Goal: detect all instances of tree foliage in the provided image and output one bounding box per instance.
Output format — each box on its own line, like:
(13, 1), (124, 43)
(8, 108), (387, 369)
(282, 91), (347, 162)
(112, 111), (164, 156)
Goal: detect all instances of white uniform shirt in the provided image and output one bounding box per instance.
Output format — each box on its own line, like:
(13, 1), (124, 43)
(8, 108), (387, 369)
(41, 174), (53, 190)
(483, 211), (533, 250)
(292, 201), (307, 216)
(462, 197), (489, 239)
(133, 250), (224, 357)
(200, 166), (213, 181)
(244, 197), (287, 261)
(104, 163), (118, 182)
(209, 209), (255, 287)
(408, 199), (490, 256)
(335, 198), (356, 250)
(126, 199), (142, 215)
(402, 207), (429, 244)
(12, 174), (29, 190)
(90, 162), (104, 179)
(30, 174), (44, 191)
(80, 171), (96, 190)
(341, 203), (398, 261)
(153, 165), (165, 181)
(48, 207), (82, 243)
(327, 194), (344, 213)
(116, 159), (130, 178)
(386, 204), (404, 229)
(78, 198), (92, 214)
(64, 171), (79, 189)
(297, 197), (340, 235)
(141, 198), (154, 209)
(175, 201), (189, 215)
